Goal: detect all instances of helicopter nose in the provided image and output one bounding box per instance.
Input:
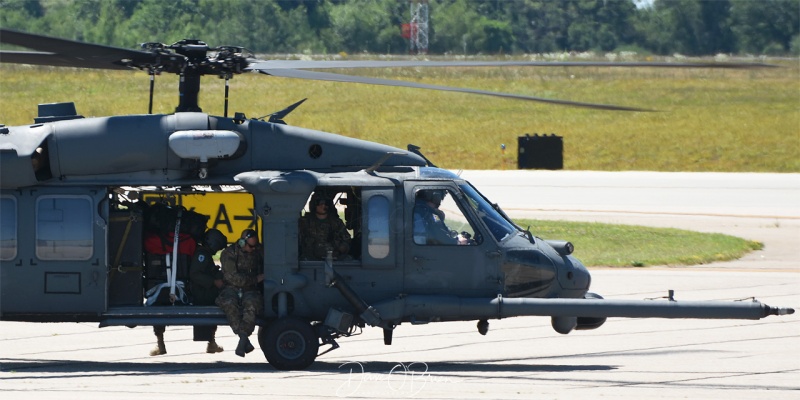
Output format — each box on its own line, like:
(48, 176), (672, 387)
(557, 255), (591, 297)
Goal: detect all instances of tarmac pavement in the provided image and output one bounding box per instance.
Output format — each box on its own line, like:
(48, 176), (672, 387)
(1, 171), (798, 399)
(462, 170), (800, 272)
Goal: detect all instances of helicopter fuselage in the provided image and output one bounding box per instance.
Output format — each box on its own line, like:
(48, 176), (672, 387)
(0, 108), (588, 323)
(0, 107), (791, 371)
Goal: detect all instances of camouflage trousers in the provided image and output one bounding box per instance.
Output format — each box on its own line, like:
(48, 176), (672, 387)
(216, 287), (263, 336)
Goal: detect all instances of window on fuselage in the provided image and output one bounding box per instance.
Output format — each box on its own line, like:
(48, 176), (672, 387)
(36, 196), (93, 260)
(459, 183), (517, 243)
(0, 196), (17, 260)
(366, 195), (389, 259)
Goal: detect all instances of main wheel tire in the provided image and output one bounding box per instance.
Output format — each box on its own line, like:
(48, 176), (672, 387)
(259, 317), (319, 370)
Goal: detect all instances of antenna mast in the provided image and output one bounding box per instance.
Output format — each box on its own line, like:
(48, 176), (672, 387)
(409, 0), (429, 55)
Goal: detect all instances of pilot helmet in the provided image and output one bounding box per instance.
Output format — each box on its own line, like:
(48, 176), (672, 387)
(203, 228), (228, 252)
(419, 189), (445, 206)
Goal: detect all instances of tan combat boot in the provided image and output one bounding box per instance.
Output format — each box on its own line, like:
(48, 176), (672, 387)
(149, 334), (167, 356)
(206, 341), (224, 354)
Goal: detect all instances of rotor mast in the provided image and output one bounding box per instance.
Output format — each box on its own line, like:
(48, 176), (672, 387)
(176, 66), (203, 113)
(174, 40), (209, 113)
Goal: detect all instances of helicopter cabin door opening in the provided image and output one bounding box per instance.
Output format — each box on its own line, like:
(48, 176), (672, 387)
(0, 186), (107, 321)
(295, 185), (399, 270)
(288, 185), (402, 318)
(115, 188), (258, 310)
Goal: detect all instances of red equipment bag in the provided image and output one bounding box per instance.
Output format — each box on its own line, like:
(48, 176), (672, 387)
(143, 231), (197, 255)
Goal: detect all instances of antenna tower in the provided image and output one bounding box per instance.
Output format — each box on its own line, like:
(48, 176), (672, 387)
(409, 0), (429, 55)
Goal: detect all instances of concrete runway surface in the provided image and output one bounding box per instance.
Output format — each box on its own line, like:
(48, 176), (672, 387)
(1, 171), (798, 399)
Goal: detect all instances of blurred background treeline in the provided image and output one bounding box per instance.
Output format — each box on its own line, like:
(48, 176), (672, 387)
(1, 0), (798, 56)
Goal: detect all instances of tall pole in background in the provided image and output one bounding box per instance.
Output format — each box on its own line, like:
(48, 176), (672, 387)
(409, 0), (429, 55)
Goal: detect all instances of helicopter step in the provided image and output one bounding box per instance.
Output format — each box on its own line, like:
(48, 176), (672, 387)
(99, 305), (230, 327)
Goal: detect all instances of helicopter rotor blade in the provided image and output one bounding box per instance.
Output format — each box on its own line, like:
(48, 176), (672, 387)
(254, 67), (652, 112)
(247, 58), (774, 111)
(0, 50), (133, 70)
(1, 28), (776, 113)
(0, 28), (156, 70)
(250, 59), (776, 70)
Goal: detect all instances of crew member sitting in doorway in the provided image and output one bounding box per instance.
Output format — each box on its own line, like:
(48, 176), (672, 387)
(216, 229), (264, 357)
(298, 192), (351, 260)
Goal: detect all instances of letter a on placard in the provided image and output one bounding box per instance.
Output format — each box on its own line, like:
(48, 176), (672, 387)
(214, 204), (233, 234)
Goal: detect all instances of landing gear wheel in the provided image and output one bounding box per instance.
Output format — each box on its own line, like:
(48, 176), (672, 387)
(259, 317), (319, 370)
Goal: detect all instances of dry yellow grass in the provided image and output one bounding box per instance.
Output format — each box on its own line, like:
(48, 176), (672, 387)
(1, 60), (798, 172)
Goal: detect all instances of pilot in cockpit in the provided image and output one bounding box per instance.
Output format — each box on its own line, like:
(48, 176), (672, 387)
(413, 189), (469, 245)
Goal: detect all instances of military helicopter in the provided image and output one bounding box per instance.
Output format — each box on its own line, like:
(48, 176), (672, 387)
(0, 29), (793, 371)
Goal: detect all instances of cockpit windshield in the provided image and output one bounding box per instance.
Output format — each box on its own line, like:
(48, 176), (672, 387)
(459, 183), (518, 242)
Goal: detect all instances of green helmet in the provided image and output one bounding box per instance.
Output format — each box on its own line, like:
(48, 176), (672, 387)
(310, 192), (333, 211)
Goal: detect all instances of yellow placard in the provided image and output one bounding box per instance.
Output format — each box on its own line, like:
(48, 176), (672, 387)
(141, 192), (257, 238)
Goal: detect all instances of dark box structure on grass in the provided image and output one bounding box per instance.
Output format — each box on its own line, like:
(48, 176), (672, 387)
(518, 134), (563, 170)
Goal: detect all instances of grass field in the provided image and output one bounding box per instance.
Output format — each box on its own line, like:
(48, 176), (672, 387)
(1, 58), (798, 172)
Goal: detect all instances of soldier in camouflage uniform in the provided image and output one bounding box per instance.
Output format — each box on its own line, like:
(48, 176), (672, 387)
(298, 193), (351, 260)
(216, 229), (264, 357)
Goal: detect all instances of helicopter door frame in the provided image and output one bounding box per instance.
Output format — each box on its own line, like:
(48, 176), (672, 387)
(403, 183), (500, 297)
(0, 186), (107, 320)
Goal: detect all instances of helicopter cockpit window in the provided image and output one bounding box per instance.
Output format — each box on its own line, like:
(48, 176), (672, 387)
(459, 183), (517, 242)
(0, 196), (17, 260)
(413, 188), (481, 246)
(35, 195), (93, 260)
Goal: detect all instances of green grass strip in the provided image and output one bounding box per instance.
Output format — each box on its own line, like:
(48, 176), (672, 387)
(516, 219), (763, 268)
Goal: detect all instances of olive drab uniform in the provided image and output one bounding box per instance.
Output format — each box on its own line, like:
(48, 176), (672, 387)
(216, 243), (263, 337)
(298, 213), (351, 260)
